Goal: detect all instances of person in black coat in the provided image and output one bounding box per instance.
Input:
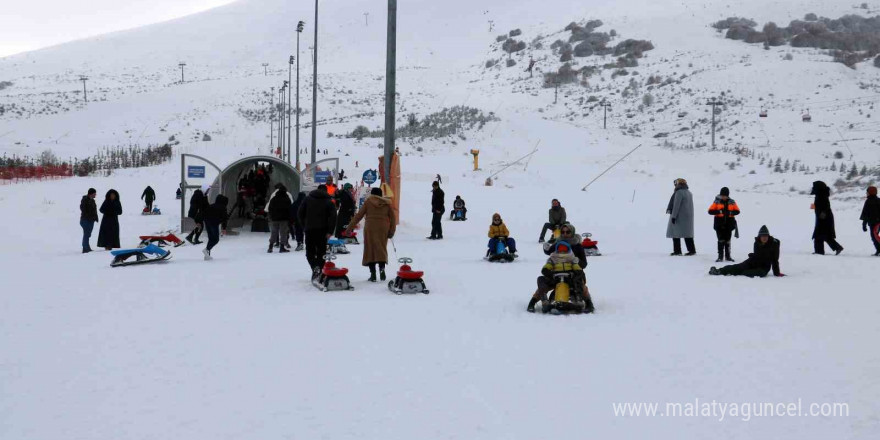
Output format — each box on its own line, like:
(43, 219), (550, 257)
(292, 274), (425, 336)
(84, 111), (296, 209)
(298, 185), (338, 277)
(335, 183), (357, 238)
(141, 186), (156, 211)
(290, 191), (307, 251)
(710, 225), (784, 277)
(97, 189), (122, 250)
(860, 185), (880, 256)
(202, 194), (229, 261)
(429, 181), (445, 239)
(186, 188), (208, 244)
(811, 181), (844, 255)
(266, 183), (293, 253)
(79, 188), (98, 253)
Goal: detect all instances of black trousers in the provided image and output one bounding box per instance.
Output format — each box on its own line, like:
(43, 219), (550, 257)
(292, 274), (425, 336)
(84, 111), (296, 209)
(715, 228), (733, 242)
(291, 222), (305, 245)
(305, 229), (329, 270)
(673, 238), (696, 254)
(718, 261), (768, 278)
(540, 222), (559, 241)
(145, 200), (153, 211)
(336, 211), (353, 238)
(813, 236), (842, 254)
(431, 212), (443, 238)
(205, 220), (220, 251)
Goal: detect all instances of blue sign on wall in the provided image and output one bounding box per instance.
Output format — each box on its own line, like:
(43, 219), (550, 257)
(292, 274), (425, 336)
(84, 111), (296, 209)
(362, 169), (378, 185)
(187, 166), (206, 178)
(315, 170), (332, 184)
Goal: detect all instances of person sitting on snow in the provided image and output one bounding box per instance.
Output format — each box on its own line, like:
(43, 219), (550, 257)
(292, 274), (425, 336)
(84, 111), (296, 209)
(527, 240), (594, 313)
(709, 225), (784, 278)
(528, 223), (594, 313)
(450, 195), (467, 220)
(487, 213), (517, 257)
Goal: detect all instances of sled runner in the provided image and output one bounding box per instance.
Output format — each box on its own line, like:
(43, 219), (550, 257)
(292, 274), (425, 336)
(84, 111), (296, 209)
(110, 244), (171, 267)
(327, 238), (350, 254)
(138, 234), (185, 248)
(312, 253), (354, 292)
(581, 232), (602, 256)
(388, 257), (429, 294)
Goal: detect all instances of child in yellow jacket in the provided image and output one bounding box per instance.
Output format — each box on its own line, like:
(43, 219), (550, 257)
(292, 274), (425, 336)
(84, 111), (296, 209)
(488, 213), (518, 256)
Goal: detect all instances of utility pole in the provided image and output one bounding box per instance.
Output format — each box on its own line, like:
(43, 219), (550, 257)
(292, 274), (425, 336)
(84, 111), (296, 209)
(383, 0), (397, 181)
(279, 85), (285, 158)
(288, 56), (293, 163)
(600, 100), (612, 129)
(296, 21), (304, 169)
(706, 98), (723, 147)
(79, 76), (88, 103)
(270, 86), (275, 150)
(364, 12), (369, 26)
(178, 62), (186, 83)
(554, 80), (559, 104)
(310, 0), (319, 165)
(262, 63), (269, 76)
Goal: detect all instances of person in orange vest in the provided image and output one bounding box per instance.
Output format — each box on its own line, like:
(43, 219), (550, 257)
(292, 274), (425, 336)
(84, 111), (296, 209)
(707, 187), (740, 262)
(325, 175), (339, 205)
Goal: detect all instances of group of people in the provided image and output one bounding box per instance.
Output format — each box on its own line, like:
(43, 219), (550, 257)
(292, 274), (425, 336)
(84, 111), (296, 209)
(184, 185), (230, 260)
(79, 188), (122, 253)
(235, 164), (275, 218)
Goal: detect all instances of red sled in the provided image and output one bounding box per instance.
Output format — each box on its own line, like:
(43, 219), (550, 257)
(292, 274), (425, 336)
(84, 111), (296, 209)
(580, 233), (602, 256)
(139, 234), (185, 248)
(340, 228), (359, 245)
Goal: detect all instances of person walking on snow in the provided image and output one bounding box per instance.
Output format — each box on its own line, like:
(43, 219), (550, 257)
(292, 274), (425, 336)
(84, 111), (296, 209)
(335, 183), (357, 238)
(666, 178), (696, 255)
(487, 213), (518, 257)
(429, 181), (445, 239)
(708, 187), (740, 262)
(345, 187), (396, 282)
(298, 184), (337, 279)
(810, 180), (844, 255)
(265, 183), (293, 253)
(202, 194), (229, 260)
(539, 199), (567, 243)
(79, 188), (98, 253)
(859, 185), (880, 256)
(709, 225), (783, 277)
(97, 189), (122, 250)
(186, 187), (208, 244)
(141, 186), (156, 212)
(290, 191), (307, 251)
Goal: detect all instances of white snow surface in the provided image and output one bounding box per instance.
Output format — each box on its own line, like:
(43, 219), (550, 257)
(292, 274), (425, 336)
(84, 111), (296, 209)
(2, 0), (880, 438)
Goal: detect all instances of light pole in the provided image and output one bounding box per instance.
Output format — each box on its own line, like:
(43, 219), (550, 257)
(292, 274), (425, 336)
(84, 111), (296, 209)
(600, 100), (612, 129)
(281, 82), (287, 159)
(296, 21), (304, 169)
(79, 76), (88, 103)
(310, 0), (319, 165)
(178, 62), (186, 83)
(288, 56), (293, 164)
(262, 63), (269, 76)
(270, 86), (275, 150)
(364, 12), (369, 26)
(383, 0), (397, 180)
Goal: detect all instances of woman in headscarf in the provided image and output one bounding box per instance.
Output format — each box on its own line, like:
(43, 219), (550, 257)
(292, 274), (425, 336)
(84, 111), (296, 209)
(666, 178), (695, 255)
(97, 189), (122, 250)
(346, 187), (396, 282)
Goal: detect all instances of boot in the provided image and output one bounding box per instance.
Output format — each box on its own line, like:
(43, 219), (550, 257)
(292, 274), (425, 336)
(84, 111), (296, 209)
(185, 231), (195, 245)
(527, 296), (539, 313)
(724, 243), (734, 262)
(193, 230), (203, 244)
(295, 243), (304, 251)
(835, 246), (844, 256)
(380, 268), (386, 281)
(368, 264), (377, 282)
(582, 295), (595, 314)
(279, 246), (290, 253)
(716, 242), (724, 263)
(268, 243), (273, 253)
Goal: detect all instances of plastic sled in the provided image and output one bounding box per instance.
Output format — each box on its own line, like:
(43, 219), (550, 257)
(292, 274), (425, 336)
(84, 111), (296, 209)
(581, 233), (602, 256)
(542, 275), (587, 315)
(388, 257), (429, 294)
(451, 209), (467, 221)
(312, 254), (354, 292)
(340, 229), (360, 245)
(141, 206), (162, 215)
(486, 239), (515, 263)
(139, 234), (185, 248)
(327, 238), (350, 254)
(110, 244), (171, 267)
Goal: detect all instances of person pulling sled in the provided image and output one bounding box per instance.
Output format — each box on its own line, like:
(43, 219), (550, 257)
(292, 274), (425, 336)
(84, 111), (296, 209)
(709, 225), (784, 277)
(141, 186), (156, 212)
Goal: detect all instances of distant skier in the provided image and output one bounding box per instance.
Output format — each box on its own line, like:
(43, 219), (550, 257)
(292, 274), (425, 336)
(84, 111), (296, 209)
(710, 225), (783, 277)
(810, 181), (843, 255)
(298, 184), (337, 279)
(339, 169), (345, 181)
(175, 187), (182, 200)
(202, 194), (229, 261)
(141, 186), (156, 212)
(428, 181), (445, 239)
(538, 199), (567, 243)
(666, 178), (696, 255)
(97, 189), (122, 250)
(79, 187), (98, 253)
(450, 195), (467, 220)
(707, 187), (740, 262)
(265, 183), (293, 253)
(859, 185), (880, 256)
(345, 187), (396, 282)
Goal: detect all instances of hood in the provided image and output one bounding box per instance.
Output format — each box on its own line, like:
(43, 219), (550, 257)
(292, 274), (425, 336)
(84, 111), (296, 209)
(104, 189), (119, 200)
(214, 194), (229, 207)
(810, 181), (829, 196)
(754, 235), (776, 245)
(367, 195), (391, 207)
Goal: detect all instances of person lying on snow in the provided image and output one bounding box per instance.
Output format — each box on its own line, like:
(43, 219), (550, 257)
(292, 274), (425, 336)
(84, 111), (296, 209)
(709, 225), (784, 277)
(487, 213), (517, 257)
(527, 240), (594, 313)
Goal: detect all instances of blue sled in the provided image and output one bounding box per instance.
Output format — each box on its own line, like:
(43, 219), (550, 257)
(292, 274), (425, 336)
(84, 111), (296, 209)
(110, 244), (171, 267)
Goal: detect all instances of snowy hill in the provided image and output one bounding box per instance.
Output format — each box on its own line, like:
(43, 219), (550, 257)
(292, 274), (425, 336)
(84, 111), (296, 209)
(1, 0), (879, 439)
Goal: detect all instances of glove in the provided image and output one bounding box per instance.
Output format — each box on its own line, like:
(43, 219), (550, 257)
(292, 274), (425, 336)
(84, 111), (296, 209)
(863, 222), (868, 232)
(388, 232), (394, 239)
(671, 218), (676, 224)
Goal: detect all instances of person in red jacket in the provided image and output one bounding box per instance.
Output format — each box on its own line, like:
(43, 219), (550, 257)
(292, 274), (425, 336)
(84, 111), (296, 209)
(707, 187), (740, 262)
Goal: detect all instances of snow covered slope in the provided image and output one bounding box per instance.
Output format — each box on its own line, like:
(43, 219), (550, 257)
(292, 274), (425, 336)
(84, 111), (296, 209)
(1, 0), (879, 439)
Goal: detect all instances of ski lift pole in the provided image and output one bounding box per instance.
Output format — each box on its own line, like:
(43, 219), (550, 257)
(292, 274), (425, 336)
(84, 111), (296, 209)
(487, 148), (541, 181)
(580, 143), (643, 191)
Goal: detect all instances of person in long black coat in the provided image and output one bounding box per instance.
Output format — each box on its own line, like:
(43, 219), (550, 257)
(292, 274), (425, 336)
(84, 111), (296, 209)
(860, 185), (880, 256)
(298, 185), (337, 277)
(811, 181), (844, 255)
(97, 189), (122, 250)
(429, 181), (445, 239)
(186, 189), (208, 244)
(335, 183), (357, 238)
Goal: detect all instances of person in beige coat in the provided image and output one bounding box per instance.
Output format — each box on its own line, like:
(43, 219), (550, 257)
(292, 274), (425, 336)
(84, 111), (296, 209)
(346, 187), (397, 282)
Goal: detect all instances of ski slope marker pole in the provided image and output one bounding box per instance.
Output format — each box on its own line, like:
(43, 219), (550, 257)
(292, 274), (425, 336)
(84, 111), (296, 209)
(580, 143), (642, 192)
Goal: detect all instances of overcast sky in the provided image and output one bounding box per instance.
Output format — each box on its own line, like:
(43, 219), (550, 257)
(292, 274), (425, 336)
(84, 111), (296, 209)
(0, 0), (235, 58)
